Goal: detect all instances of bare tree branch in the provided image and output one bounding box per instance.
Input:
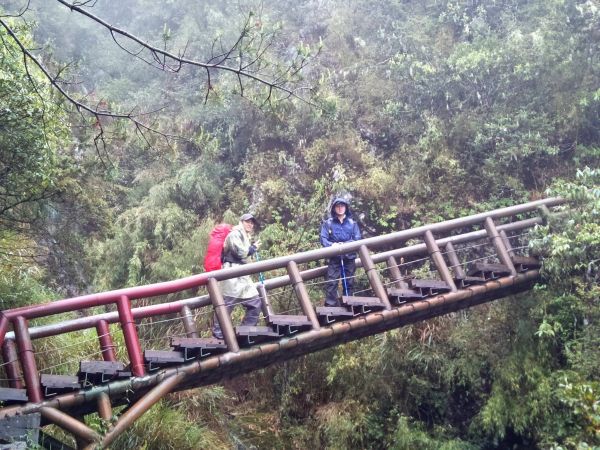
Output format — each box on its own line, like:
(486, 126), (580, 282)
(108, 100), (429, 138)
(1, 0), (319, 152)
(53, 0), (309, 97)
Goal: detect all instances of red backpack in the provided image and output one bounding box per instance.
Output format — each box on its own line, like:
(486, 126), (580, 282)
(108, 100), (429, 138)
(203, 223), (233, 272)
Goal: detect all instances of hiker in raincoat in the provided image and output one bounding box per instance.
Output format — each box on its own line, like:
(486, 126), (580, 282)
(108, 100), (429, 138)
(320, 198), (362, 306)
(212, 213), (262, 339)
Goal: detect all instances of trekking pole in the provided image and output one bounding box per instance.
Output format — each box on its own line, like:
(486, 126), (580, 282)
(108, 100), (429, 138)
(340, 256), (349, 297)
(255, 250), (265, 284)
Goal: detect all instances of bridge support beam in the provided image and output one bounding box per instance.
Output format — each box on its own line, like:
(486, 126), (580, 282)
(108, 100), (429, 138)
(257, 284), (274, 319)
(359, 245), (392, 310)
(444, 242), (466, 279)
(100, 372), (186, 449)
(180, 306), (198, 338)
(0, 315), (7, 351)
(96, 320), (116, 362)
(117, 295), (145, 377)
(287, 261), (320, 330)
(499, 230), (515, 257)
(13, 316), (42, 403)
(1, 339), (23, 389)
(484, 217), (517, 276)
(97, 392), (112, 421)
(386, 256), (409, 289)
(40, 406), (101, 448)
(208, 278), (239, 352)
(424, 231), (458, 292)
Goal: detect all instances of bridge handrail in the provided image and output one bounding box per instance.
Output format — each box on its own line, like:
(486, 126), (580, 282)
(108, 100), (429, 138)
(3, 214), (545, 342)
(0, 198), (564, 345)
(0, 197), (562, 324)
(0, 196), (564, 404)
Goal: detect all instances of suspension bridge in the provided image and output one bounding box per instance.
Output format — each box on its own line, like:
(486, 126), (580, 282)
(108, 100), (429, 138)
(0, 197), (564, 449)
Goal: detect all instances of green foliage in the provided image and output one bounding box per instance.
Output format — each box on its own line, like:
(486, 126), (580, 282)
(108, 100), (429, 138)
(523, 168), (600, 448)
(90, 176), (216, 289)
(0, 252), (55, 310)
(0, 21), (68, 222)
(0, 19), (71, 252)
(111, 399), (226, 450)
(556, 375), (600, 447)
(387, 416), (478, 450)
(532, 167), (600, 290)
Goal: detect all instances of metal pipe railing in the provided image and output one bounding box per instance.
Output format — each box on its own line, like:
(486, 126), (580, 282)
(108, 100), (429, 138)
(0, 197), (564, 397)
(0, 270), (540, 421)
(0, 197), (562, 328)
(2, 214), (549, 343)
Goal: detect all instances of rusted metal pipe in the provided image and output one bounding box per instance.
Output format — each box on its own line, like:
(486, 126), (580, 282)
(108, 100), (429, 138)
(484, 217), (517, 276)
(101, 372), (186, 448)
(358, 245), (392, 309)
(4, 295), (211, 342)
(257, 284), (274, 319)
(499, 230), (515, 257)
(386, 256), (409, 289)
(287, 261), (320, 329)
(424, 230), (458, 292)
(40, 406), (101, 445)
(13, 316), (42, 403)
(263, 217), (544, 292)
(1, 339), (23, 389)
(0, 198), (562, 328)
(444, 241), (466, 279)
(0, 315), (8, 349)
(1, 217), (546, 345)
(207, 278), (239, 353)
(96, 320), (116, 362)
(117, 295), (145, 377)
(0, 271), (539, 422)
(97, 392), (112, 421)
(180, 306), (198, 338)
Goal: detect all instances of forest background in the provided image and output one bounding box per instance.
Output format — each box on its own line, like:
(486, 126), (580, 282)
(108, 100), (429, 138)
(1, 0), (599, 448)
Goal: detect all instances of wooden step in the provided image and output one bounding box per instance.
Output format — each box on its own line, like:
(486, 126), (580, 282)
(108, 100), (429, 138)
(511, 255), (541, 271)
(453, 275), (488, 288)
(78, 360), (126, 385)
(235, 325), (281, 347)
(0, 387), (27, 404)
(387, 288), (423, 304)
(316, 306), (355, 324)
(341, 296), (384, 306)
(341, 296), (386, 314)
(408, 279), (452, 296)
(267, 314), (313, 335)
(468, 262), (512, 279)
(144, 350), (185, 371)
(40, 374), (81, 396)
(170, 337), (228, 359)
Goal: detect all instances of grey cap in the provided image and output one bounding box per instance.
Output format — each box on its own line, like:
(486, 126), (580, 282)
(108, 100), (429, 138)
(240, 213), (256, 223)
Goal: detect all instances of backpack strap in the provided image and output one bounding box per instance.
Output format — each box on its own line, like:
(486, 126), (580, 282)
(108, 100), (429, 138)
(221, 228), (245, 264)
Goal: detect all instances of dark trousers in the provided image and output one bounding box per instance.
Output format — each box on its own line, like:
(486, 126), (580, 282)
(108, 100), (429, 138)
(212, 295), (261, 339)
(325, 257), (356, 306)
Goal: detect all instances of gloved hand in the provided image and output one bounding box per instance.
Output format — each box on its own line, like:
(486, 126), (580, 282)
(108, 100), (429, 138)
(248, 240), (261, 256)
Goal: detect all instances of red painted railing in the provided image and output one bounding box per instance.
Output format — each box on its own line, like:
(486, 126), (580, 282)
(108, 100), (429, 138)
(0, 197), (563, 405)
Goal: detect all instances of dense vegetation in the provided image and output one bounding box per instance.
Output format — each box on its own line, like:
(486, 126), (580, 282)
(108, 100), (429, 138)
(1, 0), (598, 448)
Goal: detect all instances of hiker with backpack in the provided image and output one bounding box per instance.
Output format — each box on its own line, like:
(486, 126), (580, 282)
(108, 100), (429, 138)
(211, 213), (262, 340)
(320, 198), (362, 307)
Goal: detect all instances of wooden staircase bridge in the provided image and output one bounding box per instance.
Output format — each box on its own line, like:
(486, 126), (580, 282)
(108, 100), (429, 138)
(0, 197), (564, 449)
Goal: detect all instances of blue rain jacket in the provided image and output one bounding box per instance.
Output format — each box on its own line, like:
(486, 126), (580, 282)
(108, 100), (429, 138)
(320, 198), (362, 260)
